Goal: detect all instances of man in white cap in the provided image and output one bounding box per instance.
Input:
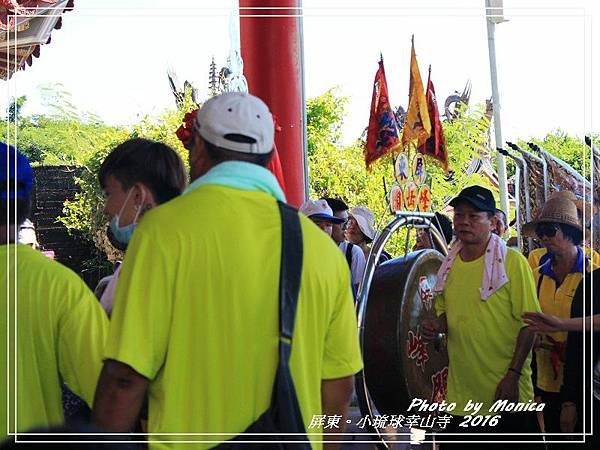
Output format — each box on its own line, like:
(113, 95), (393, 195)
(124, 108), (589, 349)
(300, 198), (366, 296)
(93, 92), (363, 449)
(322, 198), (367, 293)
(299, 198), (346, 237)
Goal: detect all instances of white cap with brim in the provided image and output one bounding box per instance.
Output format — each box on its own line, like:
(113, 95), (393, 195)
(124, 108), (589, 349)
(194, 92), (275, 154)
(300, 199), (345, 224)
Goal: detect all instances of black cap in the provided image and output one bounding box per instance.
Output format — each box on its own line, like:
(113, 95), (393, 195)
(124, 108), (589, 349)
(449, 185), (496, 213)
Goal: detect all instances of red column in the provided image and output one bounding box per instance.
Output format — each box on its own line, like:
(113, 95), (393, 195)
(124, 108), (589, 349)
(240, 0), (306, 207)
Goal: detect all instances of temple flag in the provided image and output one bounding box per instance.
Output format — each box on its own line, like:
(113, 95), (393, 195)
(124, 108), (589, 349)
(418, 68), (449, 173)
(401, 37), (431, 149)
(364, 57), (402, 169)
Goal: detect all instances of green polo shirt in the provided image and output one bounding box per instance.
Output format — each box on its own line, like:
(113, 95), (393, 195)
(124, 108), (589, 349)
(105, 184), (363, 449)
(435, 248), (540, 415)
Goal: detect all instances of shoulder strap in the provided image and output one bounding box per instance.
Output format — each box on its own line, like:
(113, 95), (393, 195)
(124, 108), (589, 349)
(273, 201), (308, 442)
(277, 201), (303, 354)
(345, 242), (354, 268)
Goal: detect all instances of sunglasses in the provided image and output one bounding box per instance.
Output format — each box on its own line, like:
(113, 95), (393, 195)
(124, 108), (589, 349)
(535, 223), (559, 238)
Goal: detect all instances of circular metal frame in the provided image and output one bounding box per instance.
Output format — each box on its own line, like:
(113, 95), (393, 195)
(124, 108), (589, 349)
(355, 212), (449, 449)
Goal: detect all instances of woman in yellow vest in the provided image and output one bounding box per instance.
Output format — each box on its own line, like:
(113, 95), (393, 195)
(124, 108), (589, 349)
(524, 195), (593, 445)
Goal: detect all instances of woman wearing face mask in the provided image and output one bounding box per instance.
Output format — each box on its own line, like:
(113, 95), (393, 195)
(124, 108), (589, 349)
(97, 138), (187, 316)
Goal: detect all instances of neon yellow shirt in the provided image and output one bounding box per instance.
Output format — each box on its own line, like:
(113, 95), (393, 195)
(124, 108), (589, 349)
(0, 244), (108, 438)
(435, 248), (540, 415)
(105, 185), (363, 449)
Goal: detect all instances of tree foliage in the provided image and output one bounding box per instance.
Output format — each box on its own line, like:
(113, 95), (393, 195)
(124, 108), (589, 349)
(1, 86), (190, 267)
(517, 129), (593, 179)
(4, 84), (596, 266)
(306, 90), (493, 254)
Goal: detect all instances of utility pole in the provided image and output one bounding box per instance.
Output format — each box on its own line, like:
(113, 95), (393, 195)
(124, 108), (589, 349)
(485, 0), (509, 215)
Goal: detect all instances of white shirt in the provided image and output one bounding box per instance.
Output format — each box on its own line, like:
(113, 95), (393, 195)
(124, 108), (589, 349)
(338, 241), (366, 288)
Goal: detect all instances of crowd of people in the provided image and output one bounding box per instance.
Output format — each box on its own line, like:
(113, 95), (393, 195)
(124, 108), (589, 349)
(1, 91), (598, 449)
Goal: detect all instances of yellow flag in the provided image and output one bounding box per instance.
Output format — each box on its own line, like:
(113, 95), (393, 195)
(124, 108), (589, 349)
(402, 39), (431, 148)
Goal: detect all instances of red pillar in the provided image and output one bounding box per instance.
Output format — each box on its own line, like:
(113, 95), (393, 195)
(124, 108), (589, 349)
(240, 0), (306, 207)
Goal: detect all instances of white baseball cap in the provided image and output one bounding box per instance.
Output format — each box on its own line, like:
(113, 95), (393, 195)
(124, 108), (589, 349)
(194, 92), (275, 154)
(18, 219), (38, 247)
(300, 199), (345, 224)
(349, 206), (376, 240)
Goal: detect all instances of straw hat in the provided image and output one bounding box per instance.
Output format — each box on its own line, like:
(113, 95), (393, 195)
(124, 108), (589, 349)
(522, 196), (582, 237)
(549, 191), (598, 219)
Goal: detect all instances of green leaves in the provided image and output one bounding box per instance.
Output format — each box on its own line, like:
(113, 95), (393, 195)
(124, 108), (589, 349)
(518, 130), (595, 179)
(306, 90), (493, 254)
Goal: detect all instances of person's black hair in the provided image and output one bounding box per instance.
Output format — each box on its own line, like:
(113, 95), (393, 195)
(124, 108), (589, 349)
(495, 208), (507, 224)
(322, 197), (349, 214)
(98, 138), (187, 205)
(558, 223), (583, 246)
(0, 182), (30, 226)
(203, 135), (274, 167)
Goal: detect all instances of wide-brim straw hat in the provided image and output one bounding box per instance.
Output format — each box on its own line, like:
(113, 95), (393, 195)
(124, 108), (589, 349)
(549, 191), (598, 219)
(522, 195), (582, 237)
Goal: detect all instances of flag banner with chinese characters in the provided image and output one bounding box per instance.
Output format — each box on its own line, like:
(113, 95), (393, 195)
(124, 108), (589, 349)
(418, 70), (449, 174)
(389, 154), (432, 214)
(401, 38), (431, 149)
(364, 58), (401, 169)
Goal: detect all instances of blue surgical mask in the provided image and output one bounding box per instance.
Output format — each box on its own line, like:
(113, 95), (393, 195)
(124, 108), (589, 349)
(109, 188), (146, 246)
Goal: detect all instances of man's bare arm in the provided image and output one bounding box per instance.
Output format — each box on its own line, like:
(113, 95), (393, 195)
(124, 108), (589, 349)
(92, 359), (149, 432)
(495, 326), (536, 401)
(321, 375), (355, 450)
(523, 312), (600, 332)
(509, 326), (537, 372)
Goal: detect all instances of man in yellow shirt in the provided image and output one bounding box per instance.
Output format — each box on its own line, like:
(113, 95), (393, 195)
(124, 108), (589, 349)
(422, 185), (542, 449)
(92, 93), (363, 449)
(0, 143), (108, 439)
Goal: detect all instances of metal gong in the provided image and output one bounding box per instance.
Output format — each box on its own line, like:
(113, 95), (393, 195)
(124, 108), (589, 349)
(362, 249), (449, 415)
(355, 213), (450, 448)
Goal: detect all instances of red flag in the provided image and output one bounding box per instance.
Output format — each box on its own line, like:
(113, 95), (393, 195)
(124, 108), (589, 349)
(365, 59), (401, 169)
(417, 72), (449, 173)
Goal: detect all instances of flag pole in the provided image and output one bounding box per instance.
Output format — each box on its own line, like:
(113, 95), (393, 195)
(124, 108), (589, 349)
(485, 0), (509, 215)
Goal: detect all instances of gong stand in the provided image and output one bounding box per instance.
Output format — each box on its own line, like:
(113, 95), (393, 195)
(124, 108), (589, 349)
(355, 212), (449, 450)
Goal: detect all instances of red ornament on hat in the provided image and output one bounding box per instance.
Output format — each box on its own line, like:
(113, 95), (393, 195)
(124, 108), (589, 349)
(175, 109), (198, 150)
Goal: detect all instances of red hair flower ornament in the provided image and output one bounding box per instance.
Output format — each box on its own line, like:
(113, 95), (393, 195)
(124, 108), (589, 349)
(175, 109), (198, 150)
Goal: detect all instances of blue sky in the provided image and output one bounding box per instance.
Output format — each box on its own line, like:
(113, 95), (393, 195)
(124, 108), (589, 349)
(2, 0), (599, 145)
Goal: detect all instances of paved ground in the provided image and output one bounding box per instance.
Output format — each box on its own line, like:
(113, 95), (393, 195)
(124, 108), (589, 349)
(341, 407), (434, 450)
